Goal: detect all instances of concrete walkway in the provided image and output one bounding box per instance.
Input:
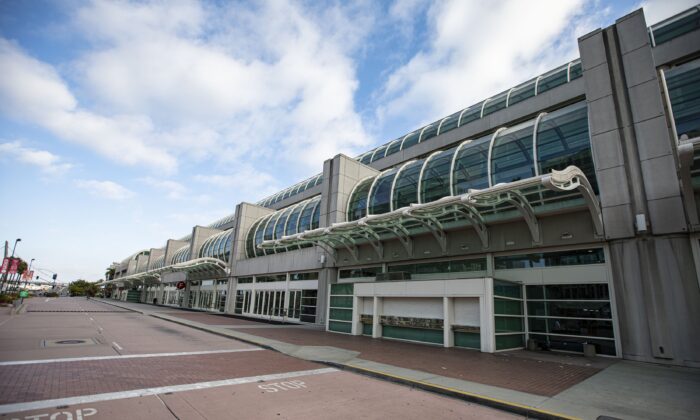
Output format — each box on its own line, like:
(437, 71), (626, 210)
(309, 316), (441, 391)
(96, 299), (700, 420)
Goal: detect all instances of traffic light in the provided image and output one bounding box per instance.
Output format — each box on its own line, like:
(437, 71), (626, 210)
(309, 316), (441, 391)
(52, 274), (57, 280)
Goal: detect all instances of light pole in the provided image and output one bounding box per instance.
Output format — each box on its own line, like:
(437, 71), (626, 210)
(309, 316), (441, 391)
(10, 238), (21, 257)
(25, 258), (35, 289)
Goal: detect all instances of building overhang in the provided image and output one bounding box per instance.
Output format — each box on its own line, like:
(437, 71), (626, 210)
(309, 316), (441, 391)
(260, 166), (602, 261)
(103, 258), (230, 286)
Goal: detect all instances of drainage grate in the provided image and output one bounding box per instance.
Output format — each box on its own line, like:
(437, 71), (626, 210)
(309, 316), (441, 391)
(42, 338), (98, 348)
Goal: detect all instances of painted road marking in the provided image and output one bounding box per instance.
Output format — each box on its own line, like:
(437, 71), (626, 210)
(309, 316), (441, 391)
(0, 368), (338, 414)
(0, 348), (264, 366)
(111, 342), (123, 351)
(9, 407), (97, 420)
(89, 317), (94, 321)
(258, 380), (307, 392)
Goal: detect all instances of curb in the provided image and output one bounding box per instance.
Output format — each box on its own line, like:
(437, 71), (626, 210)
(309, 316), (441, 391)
(94, 299), (580, 420)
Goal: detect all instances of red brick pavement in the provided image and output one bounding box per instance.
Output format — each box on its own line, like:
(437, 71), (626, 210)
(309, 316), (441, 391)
(237, 327), (607, 397)
(0, 350), (320, 404)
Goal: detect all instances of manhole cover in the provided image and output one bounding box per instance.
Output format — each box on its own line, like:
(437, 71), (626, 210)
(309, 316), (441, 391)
(42, 338), (98, 348)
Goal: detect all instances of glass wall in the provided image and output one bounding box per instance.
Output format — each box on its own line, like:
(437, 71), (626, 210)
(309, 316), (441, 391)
(245, 195), (322, 258)
(343, 101), (594, 223)
(526, 284), (615, 356)
(664, 58), (700, 140)
(171, 245), (191, 264)
(355, 59), (582, 167)
(199, 229), (232, 263)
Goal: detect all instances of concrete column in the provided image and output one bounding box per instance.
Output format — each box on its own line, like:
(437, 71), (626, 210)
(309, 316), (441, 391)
(443, 297), (454, 348)
(351, 296), (362, 335)
(481, 278), (495, 353)
(372, 296), (382, 338)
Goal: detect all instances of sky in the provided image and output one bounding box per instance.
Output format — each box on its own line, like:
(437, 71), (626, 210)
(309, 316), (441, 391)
(0, 0), (695, 282)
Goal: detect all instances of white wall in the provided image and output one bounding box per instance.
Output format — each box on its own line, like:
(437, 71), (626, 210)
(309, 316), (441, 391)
(382, 297), (443, 319)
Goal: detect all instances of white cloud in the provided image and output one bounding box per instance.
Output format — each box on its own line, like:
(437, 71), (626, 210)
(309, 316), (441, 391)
(376, 0), (608, 129)
(139, 177), (187, 200)
(0, 39), (177, 172)
(69, 0), (374, 171)
(76, 179), (134, 200)
(641, 0), (698, 25)
(194, 164), (281, 200)
(0, 141), (73, 175)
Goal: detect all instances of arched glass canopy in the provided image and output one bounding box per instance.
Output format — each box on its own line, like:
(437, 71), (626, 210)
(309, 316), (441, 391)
(346, 101), (594, 222)
(171, 245), (191, 265)
(256, 173), (323, 208)
(246, 195), (322, 258)
(354, 59), (583, 168)
(199, 229), (233, 263)
(151, 255), (165, 270)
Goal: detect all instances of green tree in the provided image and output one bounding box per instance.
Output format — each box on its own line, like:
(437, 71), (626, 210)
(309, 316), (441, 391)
(69, 280), (100, 297)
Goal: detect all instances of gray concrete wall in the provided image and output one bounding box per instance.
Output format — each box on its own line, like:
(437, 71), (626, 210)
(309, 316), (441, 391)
(190, 226), (223, 260)
(231, 203), (275, 264)
(323, 154), (379, 226)
(147, 248), (164, 270)
(577, 9), (700, 367)
(164, 239), (189, 265)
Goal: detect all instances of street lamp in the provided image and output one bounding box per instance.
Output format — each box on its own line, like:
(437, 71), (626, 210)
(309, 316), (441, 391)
(10, 238), (21, 257)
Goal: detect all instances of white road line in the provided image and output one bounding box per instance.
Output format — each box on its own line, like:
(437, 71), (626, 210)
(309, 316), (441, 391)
(44, 298), (50, 302)
(0, 348), (264, 366)
(0, 367), (338, 414)
(112, 341), (123, 351)
(89, 317), (94, 321)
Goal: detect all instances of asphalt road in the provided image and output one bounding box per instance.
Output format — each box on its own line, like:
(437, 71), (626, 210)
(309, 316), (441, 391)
(0, 297), (521, 419)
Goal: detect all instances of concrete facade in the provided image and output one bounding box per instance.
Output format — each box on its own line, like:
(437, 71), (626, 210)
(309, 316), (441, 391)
(106, 6), (700, 367)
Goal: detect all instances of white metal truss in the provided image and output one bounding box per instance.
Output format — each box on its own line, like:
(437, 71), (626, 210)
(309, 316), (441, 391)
(259, 165), (603, 256)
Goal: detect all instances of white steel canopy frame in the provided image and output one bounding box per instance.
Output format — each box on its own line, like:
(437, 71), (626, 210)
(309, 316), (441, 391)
(260, 166), (603, 257)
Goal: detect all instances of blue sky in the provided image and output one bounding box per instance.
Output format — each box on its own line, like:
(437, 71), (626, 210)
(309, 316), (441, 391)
(0, 0), (694, 282)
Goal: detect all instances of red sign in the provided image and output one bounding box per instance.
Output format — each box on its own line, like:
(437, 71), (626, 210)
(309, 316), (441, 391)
(0, 258), (8, 274)
(8, 258), (19, 275)
(22, 270), (33, 280)
(176, 281), (186, 290)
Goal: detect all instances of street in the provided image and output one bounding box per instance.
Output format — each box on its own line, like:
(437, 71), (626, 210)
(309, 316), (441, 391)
(0, 298), (520, 419)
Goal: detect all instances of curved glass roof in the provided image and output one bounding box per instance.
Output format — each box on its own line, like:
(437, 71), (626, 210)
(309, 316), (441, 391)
(199, 229), (232, 263)
(208, 213), (236, 229)
(346, 101), (595, 222)
(256, 173), (323, 208)
(151, 255), (165, 270)
(355, 58), (582, 166)
(246, 195), (322, 258)
(171, 245), (191, 265)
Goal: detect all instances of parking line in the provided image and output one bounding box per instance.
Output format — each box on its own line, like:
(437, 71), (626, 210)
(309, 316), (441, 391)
(0, 367), (338, 414)
(0, 348), (264, 366)
(112, 341), (123, 351)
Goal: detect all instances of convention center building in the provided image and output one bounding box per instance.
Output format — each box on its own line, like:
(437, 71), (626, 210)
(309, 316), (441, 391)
(105, 6), (700, 367)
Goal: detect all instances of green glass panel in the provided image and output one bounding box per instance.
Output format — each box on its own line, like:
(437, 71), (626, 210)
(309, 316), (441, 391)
(537, 66), (568, 94)
(347, 178), (374, 221)
(382, 325), (443, 344)
(665, 59), (700, 139)
(482, 92), (508, 116)
(328, 321), (352, 333)
(495, 334), (524, 350)
(508, 80), (536, 106)
(537, 101), (597, 192)
(491, 120), (535, 185)
(493, 280), (522, 299)
(452, 135), (491, 195)
(495, 316), (524, 333)
(393, 160), (424, 209)
(454, 331), (480, 349)
(368, 169), (398, 215)
(330, 283), (354, 295)
(362, 323), (373, 336)
(330, 295), (353, 308)
(329, 308), (353, 321)
(652, 9), (700, 45)
(494, 299), (523, 316)
(420, 148), (456, 203)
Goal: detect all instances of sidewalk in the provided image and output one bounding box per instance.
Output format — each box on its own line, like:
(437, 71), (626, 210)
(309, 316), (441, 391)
(95, 298), (700, 420)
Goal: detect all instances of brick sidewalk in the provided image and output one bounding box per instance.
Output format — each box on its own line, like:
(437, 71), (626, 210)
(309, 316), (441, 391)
(0, 350), (319, 404)
(239, 327), (607, 397)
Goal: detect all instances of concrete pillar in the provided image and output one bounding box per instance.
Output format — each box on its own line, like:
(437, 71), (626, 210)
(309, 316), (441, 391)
(481, 278), (495, 353)
(372, 296), (382, 338)
(351, 296), (362, 335)
(443, 297), (454, 348)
